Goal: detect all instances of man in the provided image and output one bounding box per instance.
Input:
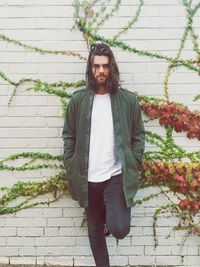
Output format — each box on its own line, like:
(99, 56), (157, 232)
(62, 43), (145, 267)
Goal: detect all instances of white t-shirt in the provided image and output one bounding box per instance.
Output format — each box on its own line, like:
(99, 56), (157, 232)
(88, 93), (122, 182)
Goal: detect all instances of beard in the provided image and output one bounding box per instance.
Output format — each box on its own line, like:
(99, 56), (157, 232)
(89, 74), (111, 93)
(94, 75), (108, 87)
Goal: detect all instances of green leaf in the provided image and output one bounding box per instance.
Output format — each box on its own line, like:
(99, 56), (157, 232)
(79, 17), (86, 27)
(85, 7), (94, 18)
(82, 0), (89, 9)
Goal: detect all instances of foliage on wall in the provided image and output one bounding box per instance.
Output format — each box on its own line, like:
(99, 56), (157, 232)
(0, 0), (200, 253)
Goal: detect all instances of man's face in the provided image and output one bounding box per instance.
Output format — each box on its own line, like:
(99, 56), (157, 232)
(91, 55), (110, 86)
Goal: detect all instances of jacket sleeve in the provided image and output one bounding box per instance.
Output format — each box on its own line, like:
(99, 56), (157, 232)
(62, 96), (76, 171)
(131, 95), (145, 171)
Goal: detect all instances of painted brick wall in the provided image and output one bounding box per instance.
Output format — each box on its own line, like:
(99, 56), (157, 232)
(0, 0), (200, 266)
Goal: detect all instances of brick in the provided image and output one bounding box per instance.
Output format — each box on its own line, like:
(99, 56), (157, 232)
(43, 208), (62, 217)
(0, 218), (5, 226)
(0, 128), (10, 137)
(145, 245), (171, 255)
(36, 246), (92, 256)
(129, 226), (143, 236)
(46, 117), (63, 127)
(156, 216), (181, 227)
(117, 237), (131, 246)
(142, 226), (153, 236)
(155, 226), (171, 236)
(34, 236), (75, 246)
(35, 246), (64, 256)
(44, 228), (59, 236)
(63, 207), (84, 217)
(10, 96), (28, 106)
(17, 227), (43, 237)
(118, 246), (144, 255)
(110, 256), (128, 266)
(7, 237), (34, 246)
(73, 256), (95, 266)
(0, 138), (28, 148)
(187, 236), (200, 246)
(135, 198), (159, 207)
(186, 256), (200, 266)
(10, 256), (36, 265)
(131, 236), (154, 246)
(171, 246), (199, 256)
(10, 169), (40, 179)
(47, 138), (63, 148)
(27, 138), (48, 148)
(41, 199), (67, 208)
(75, 237), (90, 246)
(0, 247), (18, 256)
(0, 257), (9, 264)
(106, 244), (119, 256)
(106, 238), (116, 247)
(47, 218), (74, 227)
(16, 208), (43, 217)
(47, 96), (61, 106)
(129, 255), (156, 266)
(73, 217), (86, 227)
(6, 218), (46, 227)
(131, 216), (153, 227)
(37, 107), (58, 116)
(118, 5), (160, 17)
(0, 117), (44, 127)
(145, 0), (181, 4)
(0, 238), (6, 246)
(4, 106), (37, 116)
(157, 236), (185, 246)
(10, 128), (58, 138)
(131, 206), (145, 214)
(0, 228), (16, 236)
(59, 227), (88, 237)
(37, 256), (74, 266)
(0, 6), (41, 17)
(18, 247), (36, 256)
(155, 255), (182, 265)
(50, 236), (75, 247)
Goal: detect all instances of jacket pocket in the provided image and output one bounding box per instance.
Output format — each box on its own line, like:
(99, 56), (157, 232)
(67, 178), (77, 200)
(65, 153), (79, 200)
(128, 146), (140, 173)
(65, 152), (77, 177)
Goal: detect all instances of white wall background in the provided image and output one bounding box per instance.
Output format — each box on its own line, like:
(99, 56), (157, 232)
(0, 0), (200, 266)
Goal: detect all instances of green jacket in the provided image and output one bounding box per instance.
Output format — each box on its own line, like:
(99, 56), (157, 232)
(62, 86), (145, 208)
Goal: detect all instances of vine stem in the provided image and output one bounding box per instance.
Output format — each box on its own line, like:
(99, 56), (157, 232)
(78, 24), (200, 73)
(0, 34), (87, 61)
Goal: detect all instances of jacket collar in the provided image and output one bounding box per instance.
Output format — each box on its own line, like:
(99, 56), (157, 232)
(86, 84), (120, 98)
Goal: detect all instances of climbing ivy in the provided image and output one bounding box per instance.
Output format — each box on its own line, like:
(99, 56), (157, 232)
(0, 0), (199, 252)
(0, 34), (86, 60)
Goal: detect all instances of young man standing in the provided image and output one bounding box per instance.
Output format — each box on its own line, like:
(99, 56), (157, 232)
(62, 43), (145, 267)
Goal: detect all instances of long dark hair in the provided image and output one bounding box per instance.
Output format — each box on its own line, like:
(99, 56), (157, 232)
(86, 43), (120, 94)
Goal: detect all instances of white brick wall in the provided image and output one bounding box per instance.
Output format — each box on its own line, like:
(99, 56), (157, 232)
(0, 0), (200, 266)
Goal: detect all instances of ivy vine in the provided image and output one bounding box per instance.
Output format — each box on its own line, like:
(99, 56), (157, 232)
(0, 0), (199, 252)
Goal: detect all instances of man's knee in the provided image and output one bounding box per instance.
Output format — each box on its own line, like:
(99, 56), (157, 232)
(109, 223), (130, 239)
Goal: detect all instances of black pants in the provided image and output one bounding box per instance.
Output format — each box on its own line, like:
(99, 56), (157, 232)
(85, 173), (131, 267)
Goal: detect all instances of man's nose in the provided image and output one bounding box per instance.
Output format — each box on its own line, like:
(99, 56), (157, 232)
(99, 66), (104, 73)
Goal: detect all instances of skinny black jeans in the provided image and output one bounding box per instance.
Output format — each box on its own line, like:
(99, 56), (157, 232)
(85, 173), (131, 267)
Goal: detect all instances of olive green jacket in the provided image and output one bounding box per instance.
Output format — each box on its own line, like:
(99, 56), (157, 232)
(62, 86), (145, 208)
